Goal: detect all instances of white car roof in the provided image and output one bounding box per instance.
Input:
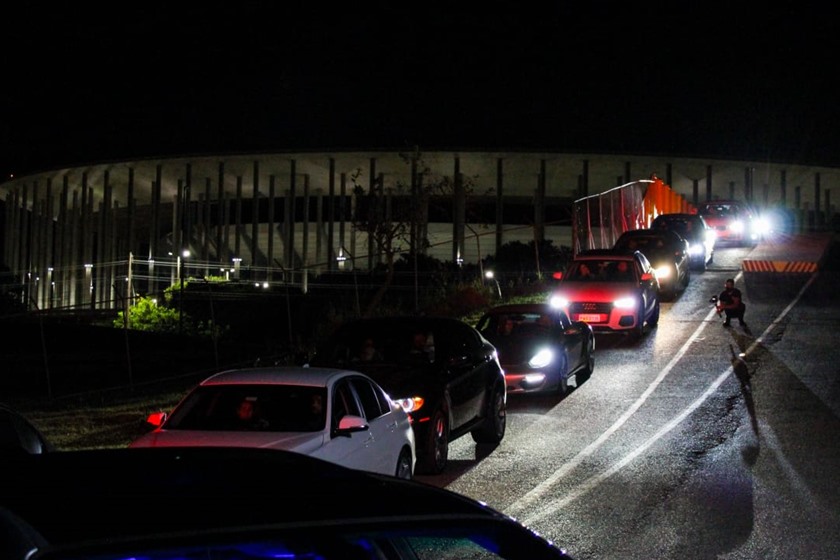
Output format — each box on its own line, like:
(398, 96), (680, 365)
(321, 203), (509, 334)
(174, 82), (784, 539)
(199, 366), (359, 388)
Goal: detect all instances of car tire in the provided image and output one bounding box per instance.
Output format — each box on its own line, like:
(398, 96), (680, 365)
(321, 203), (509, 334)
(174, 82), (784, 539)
(417, 408), (449, 475)
(552, 356), (570, 396)
(395, 446), (413, 480)
(471, 384), (506, 445)
(581, 335), (595, 377)
(633, 303), (647, 338)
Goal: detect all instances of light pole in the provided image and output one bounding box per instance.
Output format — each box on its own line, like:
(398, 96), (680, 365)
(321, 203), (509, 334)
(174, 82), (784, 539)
(179, 249), (190, 333)
(336, 246), (361, 316)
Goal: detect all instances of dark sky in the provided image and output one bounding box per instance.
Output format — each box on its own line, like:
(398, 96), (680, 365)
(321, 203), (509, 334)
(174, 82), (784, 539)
(2, 3), (837, 180)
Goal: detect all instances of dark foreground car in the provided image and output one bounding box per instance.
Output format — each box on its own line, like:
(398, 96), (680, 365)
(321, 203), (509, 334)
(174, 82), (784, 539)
(475, 303), (595, 395)
(0, 447), (574, 560)
(309, 316), (507, 475)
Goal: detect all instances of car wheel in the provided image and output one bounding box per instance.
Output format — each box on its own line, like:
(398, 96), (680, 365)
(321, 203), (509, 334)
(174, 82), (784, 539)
(552, 356), (570, 395)
(683, 268), (691, 288)
(471, 384), (506, 445)
(417, 408), (449, 475)
(395, 446), (413, 480)
(581, 335), (595, 377)
(633, 303), (647, 337)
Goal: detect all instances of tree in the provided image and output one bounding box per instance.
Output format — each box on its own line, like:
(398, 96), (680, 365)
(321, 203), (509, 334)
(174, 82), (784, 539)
(350, 148), (491, 317)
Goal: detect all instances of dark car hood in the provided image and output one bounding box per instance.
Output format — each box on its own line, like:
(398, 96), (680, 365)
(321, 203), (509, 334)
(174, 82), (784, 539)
(640, 247), (679, 264)
(484, 334), (554, 365)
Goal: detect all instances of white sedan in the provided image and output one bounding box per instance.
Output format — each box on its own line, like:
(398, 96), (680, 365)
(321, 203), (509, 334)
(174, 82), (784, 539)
(129, 366), (416, 479)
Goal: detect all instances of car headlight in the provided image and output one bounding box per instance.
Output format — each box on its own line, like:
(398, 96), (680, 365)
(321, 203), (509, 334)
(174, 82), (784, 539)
(753, 217), (772, 235)
(528, 348), (554, 368)
(394, 396), (425, 413)
(688, 243), (704, 255)
(614, 296), (636, 309)
(549, 295), (569, 309)
(654, 265), (671, 279)
(705, 230), (717, 243)
(730, 220), (745, 233)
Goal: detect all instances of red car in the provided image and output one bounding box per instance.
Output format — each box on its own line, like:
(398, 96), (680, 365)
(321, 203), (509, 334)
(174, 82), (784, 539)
(698, 200), (761, 246)
(550, 249), (660, 337)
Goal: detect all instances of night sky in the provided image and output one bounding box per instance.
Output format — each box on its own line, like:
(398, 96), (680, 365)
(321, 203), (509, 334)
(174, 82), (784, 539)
(2, 3), (837, 181)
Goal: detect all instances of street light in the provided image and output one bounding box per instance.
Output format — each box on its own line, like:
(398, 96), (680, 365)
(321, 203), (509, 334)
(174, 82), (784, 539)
(485, 269), (502, 299)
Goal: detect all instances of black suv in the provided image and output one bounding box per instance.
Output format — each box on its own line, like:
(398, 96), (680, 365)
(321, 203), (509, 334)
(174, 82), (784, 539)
(651, 213), (715, 270)
(309, 316), (507, 474)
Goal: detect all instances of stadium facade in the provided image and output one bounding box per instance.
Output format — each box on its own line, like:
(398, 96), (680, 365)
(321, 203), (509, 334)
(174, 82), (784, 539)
(1, 149), (838, 312)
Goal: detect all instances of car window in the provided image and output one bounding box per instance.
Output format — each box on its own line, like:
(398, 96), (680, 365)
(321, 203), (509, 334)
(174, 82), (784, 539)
(446, 321), (480, 355)
(164, 385), (328, 432)
(332, 380), (363, 430)
(349, 376), (388, 420)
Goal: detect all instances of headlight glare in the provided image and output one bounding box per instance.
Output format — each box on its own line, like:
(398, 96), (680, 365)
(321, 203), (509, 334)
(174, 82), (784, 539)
(528, 348), (554, 368)
(549, 295), (569, 309)
(395, 396), (424, 413)
(654, 265), (671, 279)
(614, 296), (636, 309)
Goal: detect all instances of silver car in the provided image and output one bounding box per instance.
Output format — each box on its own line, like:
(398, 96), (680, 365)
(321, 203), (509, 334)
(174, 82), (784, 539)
(130, 366), (416, 479)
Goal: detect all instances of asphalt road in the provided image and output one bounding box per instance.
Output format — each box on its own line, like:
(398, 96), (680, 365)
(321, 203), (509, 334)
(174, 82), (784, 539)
(416, 239), (840, 559)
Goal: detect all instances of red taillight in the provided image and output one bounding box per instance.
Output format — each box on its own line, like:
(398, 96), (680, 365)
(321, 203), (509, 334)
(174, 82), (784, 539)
(552, 271), (564, 280)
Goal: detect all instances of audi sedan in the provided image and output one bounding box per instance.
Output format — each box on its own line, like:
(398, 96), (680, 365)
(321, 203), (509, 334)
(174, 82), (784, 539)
(476, 303), (595, 395)
(129, 366), (416, 479)
(309, 316), (507, 475)
(549, 249), (660, 337)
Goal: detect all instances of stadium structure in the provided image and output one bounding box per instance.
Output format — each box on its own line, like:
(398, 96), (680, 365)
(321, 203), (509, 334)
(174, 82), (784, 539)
(1, 149), (837, 313)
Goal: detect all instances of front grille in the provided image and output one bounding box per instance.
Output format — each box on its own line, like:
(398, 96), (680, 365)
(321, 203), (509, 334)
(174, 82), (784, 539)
(569, 302), (612, 314)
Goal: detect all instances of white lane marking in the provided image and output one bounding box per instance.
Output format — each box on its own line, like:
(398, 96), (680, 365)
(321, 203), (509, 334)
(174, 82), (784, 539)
(508, 271), (818, 525)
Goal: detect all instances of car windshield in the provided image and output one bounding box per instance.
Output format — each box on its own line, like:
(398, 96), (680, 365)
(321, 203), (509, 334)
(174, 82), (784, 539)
(316, 322), (437, 367)
(567, 259), (635, 282)
(615, 235), (667, 251)
(165, 385), (328, 432)
(701, 203), (740, 216)
(476, 312), (555, 339)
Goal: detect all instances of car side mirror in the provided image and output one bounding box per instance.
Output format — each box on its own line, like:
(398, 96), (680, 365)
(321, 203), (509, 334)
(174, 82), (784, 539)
(145, 411), (167, 428)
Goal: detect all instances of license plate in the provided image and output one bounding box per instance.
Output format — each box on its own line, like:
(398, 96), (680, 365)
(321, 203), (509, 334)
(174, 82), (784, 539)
(576, 313), (602, 323)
